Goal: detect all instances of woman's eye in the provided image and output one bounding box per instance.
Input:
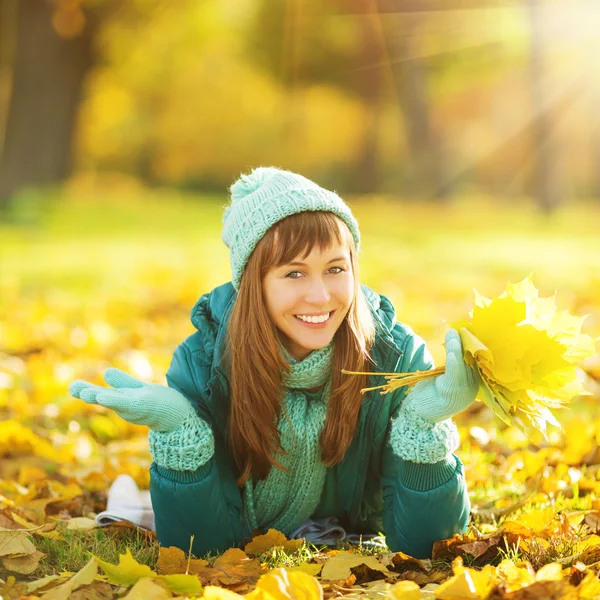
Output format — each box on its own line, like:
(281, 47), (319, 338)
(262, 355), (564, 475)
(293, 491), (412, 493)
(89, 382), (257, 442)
(285, 267), (345, 278)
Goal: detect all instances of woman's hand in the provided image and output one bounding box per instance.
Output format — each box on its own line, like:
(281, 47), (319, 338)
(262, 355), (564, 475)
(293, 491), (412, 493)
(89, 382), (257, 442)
(406, 329), (479, 423)
(69, 368), (195, 432)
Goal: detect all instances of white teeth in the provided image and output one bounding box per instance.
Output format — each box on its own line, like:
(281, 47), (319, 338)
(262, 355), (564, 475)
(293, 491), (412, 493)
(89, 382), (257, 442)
(295, 312), (331, 324)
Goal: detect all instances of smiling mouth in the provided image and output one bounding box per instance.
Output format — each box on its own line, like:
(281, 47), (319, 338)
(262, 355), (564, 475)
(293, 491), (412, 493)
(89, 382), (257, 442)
(293, 310), (334, 324)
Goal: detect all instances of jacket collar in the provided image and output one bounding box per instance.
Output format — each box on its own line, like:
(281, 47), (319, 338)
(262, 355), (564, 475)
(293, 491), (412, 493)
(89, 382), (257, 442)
(191, 281), (403, 388)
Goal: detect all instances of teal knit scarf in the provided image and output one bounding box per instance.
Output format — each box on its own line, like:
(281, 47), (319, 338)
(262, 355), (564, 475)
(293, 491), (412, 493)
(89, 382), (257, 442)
(243, 342), (333, 535)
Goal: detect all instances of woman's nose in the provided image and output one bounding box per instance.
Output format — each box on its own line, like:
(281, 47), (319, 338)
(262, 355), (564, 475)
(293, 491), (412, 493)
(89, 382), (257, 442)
(305, 279), (331, 304)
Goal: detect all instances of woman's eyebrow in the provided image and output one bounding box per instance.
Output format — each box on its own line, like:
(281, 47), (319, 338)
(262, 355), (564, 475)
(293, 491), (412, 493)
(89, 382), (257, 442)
(286, 256), (348, 267)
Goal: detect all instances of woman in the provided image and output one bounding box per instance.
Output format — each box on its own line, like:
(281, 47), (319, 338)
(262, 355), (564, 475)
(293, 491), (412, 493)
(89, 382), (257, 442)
(69, 167), (478, 559)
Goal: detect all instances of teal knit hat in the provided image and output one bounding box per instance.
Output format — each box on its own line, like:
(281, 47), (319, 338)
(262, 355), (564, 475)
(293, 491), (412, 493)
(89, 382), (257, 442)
(222, 167), (361, 290)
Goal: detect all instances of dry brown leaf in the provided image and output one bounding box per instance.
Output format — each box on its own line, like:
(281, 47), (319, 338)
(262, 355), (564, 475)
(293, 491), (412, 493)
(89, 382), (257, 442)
(69, 581), (114, 600)
(122, 577), (173, 599)
(584, 511), (600, 533)
(320, 551), (391, 581)
(432, 532), (474, 560)
(156, 545), (209, 575)
(0, 528), (37, 557)
(25, 574), (62, 595)
(40, 556), (98, 600)
(494, 580), (578, 599)
(457, 536), (502, 562)
(0, 575), (29, 600)
(0, 509), (21, 530)
(195, 548), (262, 587)
(1, 549), (46, 574)
(244, 528), (304, 556)
(349, 562), (389, 585)
(385, 551), (428, 574)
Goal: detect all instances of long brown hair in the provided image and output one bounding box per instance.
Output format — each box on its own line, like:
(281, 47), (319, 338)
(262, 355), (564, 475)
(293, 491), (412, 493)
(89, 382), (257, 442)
(225, 211), (376, 485)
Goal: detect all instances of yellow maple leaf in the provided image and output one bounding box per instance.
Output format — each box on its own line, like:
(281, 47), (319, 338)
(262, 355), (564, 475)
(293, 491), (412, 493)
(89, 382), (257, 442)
(319, 550), (391, 581)
(246, 568), (323, 600)
(456, 276), (596, 439)
(433, 556), (498, 599)
(94, 547), (157, 586)
(244, 528), (304, 556)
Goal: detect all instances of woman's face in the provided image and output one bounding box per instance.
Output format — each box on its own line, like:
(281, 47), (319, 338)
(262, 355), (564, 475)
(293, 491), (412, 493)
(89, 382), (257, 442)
(262, 240), (355, 361)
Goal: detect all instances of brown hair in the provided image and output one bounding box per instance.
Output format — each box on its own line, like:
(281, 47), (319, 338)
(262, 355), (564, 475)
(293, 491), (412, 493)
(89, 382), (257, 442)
(224, 211), (376, 485)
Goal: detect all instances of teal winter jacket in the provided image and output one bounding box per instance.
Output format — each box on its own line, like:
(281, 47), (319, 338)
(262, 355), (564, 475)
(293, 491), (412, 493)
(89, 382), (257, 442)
(149, 282), (470, 558)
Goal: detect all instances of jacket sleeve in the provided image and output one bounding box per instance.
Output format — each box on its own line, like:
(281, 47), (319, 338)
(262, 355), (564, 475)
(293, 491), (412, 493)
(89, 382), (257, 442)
(149, 339), (247, 556)
(381, 329), (470, 558)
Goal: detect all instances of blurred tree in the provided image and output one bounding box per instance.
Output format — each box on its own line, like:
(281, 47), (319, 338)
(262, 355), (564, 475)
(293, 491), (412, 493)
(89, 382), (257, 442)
(0, 0), (103, 210)
(527, 0), (563, 212)
(246, 0), (384, 193)
(375, 0), (449, 200)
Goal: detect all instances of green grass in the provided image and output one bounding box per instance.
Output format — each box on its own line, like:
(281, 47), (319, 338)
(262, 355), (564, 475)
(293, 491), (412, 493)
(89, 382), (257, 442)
(0, 524), (160, 581)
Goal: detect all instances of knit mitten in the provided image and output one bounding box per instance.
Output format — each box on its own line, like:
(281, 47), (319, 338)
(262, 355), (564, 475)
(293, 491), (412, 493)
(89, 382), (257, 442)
(405, 329), (479, 423)
(69, 368), (197, 432)
(148, 414), (214, 472)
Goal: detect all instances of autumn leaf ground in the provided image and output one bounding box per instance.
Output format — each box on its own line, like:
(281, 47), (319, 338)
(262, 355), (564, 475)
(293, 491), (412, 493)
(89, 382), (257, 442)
(1, 184), (600, 594)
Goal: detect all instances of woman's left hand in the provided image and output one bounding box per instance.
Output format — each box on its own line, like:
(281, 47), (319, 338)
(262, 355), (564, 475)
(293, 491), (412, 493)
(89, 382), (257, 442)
(406, 329), (480, 423)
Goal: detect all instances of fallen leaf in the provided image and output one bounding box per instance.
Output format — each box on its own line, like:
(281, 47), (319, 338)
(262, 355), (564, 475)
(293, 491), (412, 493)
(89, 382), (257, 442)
(40, 556), (98, 600)
(70, 581), (114, 599)
(584, 512), (600, 532)
(390, 580), (421, 599)
(159, 573), (204, 595)
(288, 562), (323, 576)
(1, 549), (45, 574)
(246, 567), (323, 600)
(244, 528), (304, 556)
(0, 528), (37, 557)
(433, 557), (498, 599)
(320, 551), (391, 581)
(0, 575), (29, 600)
(349, 562), (389, 585)
(498, 580), (578, 599)
(156, 545), (209, 575)
(535, 562), (564, 582)
(0, 509), (20, 530)
(195, 548), (262, 587)
(386, 551), (429, 574)
(122, 577), (173, 599)
(26, 574), (61, 595)
(577, 570), (600, 599)
(94, 547), (157, 586)
(456, 537), (501, 562)
(341, 580), (395, 600)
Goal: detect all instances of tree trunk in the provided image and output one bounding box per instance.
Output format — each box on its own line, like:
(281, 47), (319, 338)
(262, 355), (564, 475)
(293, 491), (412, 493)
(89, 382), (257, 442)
(0, 0), (97, 210)
(376, 1), (449, 200)
(350, 1), (381, 195)
(527, 0), (563, 213)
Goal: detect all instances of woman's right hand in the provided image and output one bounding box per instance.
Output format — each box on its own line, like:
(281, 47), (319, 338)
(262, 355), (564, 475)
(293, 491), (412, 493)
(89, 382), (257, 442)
(69, 368), (195, 432)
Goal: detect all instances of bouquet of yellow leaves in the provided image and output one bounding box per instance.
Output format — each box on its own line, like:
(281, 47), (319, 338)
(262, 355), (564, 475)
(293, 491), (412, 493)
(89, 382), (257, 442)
(343, 277), (596, 439)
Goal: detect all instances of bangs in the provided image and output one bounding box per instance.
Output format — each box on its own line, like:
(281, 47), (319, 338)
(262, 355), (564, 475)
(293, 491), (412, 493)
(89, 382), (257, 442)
(258, 211), (354, 274)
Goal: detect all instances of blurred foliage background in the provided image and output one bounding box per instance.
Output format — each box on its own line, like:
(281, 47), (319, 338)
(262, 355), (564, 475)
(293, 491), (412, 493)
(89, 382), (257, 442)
(0, 0), (600, 491)
(2, 0), (600, 205)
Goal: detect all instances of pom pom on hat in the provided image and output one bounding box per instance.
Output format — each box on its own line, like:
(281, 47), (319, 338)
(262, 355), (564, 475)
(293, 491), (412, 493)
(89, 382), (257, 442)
(230, 167), (273, 202)
(222, 166), (361, 290)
